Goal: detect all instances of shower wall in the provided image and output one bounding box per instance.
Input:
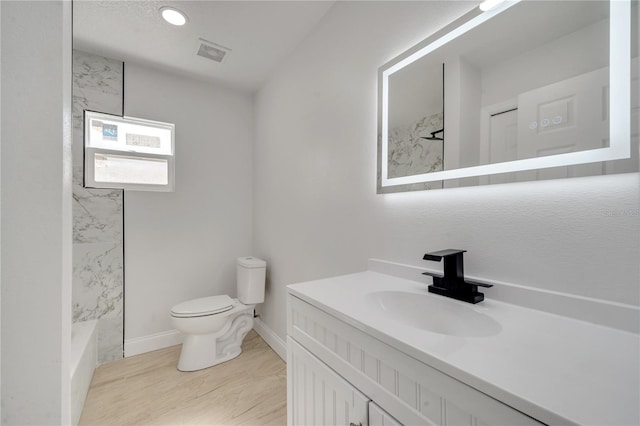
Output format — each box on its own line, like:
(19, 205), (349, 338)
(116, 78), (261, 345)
(72, 50), (124, 363)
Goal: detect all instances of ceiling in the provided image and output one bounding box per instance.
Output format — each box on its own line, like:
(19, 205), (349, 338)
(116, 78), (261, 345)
(73, 1), (335, 93)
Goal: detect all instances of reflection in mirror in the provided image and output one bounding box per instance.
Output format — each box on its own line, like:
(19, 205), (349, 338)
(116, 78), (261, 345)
(378, 0), (638, 193)
(387, 63), (444, 190)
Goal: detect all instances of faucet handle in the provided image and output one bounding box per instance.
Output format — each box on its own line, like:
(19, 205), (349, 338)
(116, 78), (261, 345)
(421, 271), (443, 279)
(422, 271), (445, 288)
(465, 278), (493, 288)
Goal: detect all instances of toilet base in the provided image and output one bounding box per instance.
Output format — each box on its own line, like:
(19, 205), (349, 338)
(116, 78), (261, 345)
(177, 310), (253, 372)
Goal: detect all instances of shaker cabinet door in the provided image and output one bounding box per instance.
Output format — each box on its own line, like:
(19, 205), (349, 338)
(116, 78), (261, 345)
(288, 337), (369, 426)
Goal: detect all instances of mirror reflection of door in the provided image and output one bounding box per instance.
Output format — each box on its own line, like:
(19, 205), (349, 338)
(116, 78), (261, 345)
(516, 67), (609, 181)
(487, 65), (618, 184)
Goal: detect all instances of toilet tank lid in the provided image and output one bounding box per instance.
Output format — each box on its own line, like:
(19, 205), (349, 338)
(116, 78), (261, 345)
(237, 257), (266, 268)
(170, 295), (233, 317)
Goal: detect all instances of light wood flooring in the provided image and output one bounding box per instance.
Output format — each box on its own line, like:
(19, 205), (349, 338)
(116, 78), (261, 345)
(79, 330), (287, 426)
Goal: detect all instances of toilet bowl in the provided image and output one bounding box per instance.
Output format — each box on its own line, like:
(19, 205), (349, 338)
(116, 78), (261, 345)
(170, 257), (266, 371)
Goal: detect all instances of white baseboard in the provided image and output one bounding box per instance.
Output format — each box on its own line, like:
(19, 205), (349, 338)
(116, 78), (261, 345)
(124, 320), (287, 361)
(368, 258), (640, 334)
(124, 329), (183, 357)
(253, 317), (287, 362)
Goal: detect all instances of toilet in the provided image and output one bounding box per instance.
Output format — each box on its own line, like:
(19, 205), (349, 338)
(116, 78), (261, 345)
(170, 257), (266, 371)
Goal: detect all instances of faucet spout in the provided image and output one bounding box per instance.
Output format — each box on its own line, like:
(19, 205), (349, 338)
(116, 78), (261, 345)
(423, 249), (466, 285)
(422, 249), (492, 304)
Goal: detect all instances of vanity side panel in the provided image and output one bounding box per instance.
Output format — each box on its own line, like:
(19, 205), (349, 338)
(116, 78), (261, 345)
(288, 295), (544, 426)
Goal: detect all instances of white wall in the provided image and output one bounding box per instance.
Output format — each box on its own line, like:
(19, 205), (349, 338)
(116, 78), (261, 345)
(253, 1), (640, 341)
(124, 63), (253, 342)
(1, 1), (72, 423)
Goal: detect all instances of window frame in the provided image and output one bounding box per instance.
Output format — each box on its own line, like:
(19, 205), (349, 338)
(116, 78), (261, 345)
(84, 110), (175, 192)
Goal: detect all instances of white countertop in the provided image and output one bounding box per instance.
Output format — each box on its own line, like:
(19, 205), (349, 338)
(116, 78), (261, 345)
(288, 271), (640, 426)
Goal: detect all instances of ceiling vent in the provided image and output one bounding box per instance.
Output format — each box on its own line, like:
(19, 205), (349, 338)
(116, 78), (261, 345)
(196, 38), (231, 63)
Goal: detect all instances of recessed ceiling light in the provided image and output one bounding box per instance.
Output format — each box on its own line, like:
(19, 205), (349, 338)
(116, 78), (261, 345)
(160, 6), (188, 26)
(478, 0), (505, 12)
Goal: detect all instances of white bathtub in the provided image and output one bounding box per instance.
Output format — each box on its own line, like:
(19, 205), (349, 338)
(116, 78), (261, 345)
(71, 320), (97, 426)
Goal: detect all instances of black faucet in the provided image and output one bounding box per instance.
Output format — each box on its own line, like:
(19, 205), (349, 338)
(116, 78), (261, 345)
(422, 249), (492, 304)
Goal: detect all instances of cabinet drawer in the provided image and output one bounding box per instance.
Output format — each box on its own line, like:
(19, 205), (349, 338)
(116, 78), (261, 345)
(288, 295), (543, 426)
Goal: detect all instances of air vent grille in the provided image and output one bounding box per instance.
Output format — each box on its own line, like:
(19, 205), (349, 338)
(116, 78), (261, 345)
(197, 38), (231, 63)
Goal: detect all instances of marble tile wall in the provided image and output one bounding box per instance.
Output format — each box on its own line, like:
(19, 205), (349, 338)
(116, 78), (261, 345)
(388, 112), (444, 179)
(72, 50), (124, 363)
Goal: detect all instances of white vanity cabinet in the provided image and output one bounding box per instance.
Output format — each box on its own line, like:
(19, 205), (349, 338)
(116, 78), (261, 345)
(287, 292), (543, 426)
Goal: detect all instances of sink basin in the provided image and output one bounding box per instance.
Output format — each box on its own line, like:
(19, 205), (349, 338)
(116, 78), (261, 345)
(366, 291), (502, 337)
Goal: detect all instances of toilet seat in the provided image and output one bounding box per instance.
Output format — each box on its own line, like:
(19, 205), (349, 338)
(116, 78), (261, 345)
(171, 295), (234, 318)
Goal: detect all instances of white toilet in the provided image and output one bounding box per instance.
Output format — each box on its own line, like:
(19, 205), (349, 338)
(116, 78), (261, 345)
(170, 257), (266, 371)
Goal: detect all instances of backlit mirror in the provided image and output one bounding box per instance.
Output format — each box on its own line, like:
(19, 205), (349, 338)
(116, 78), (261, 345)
(378, 0), (638, 193)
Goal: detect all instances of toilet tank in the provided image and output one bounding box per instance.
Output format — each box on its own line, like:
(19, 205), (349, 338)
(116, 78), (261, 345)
(236, 257), (266, 304)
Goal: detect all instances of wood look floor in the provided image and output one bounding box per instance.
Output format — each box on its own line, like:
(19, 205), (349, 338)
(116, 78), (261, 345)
(79, 330), (287, 426)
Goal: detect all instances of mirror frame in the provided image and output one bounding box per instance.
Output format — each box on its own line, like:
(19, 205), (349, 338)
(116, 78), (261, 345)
(377, 0), (632, 193)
